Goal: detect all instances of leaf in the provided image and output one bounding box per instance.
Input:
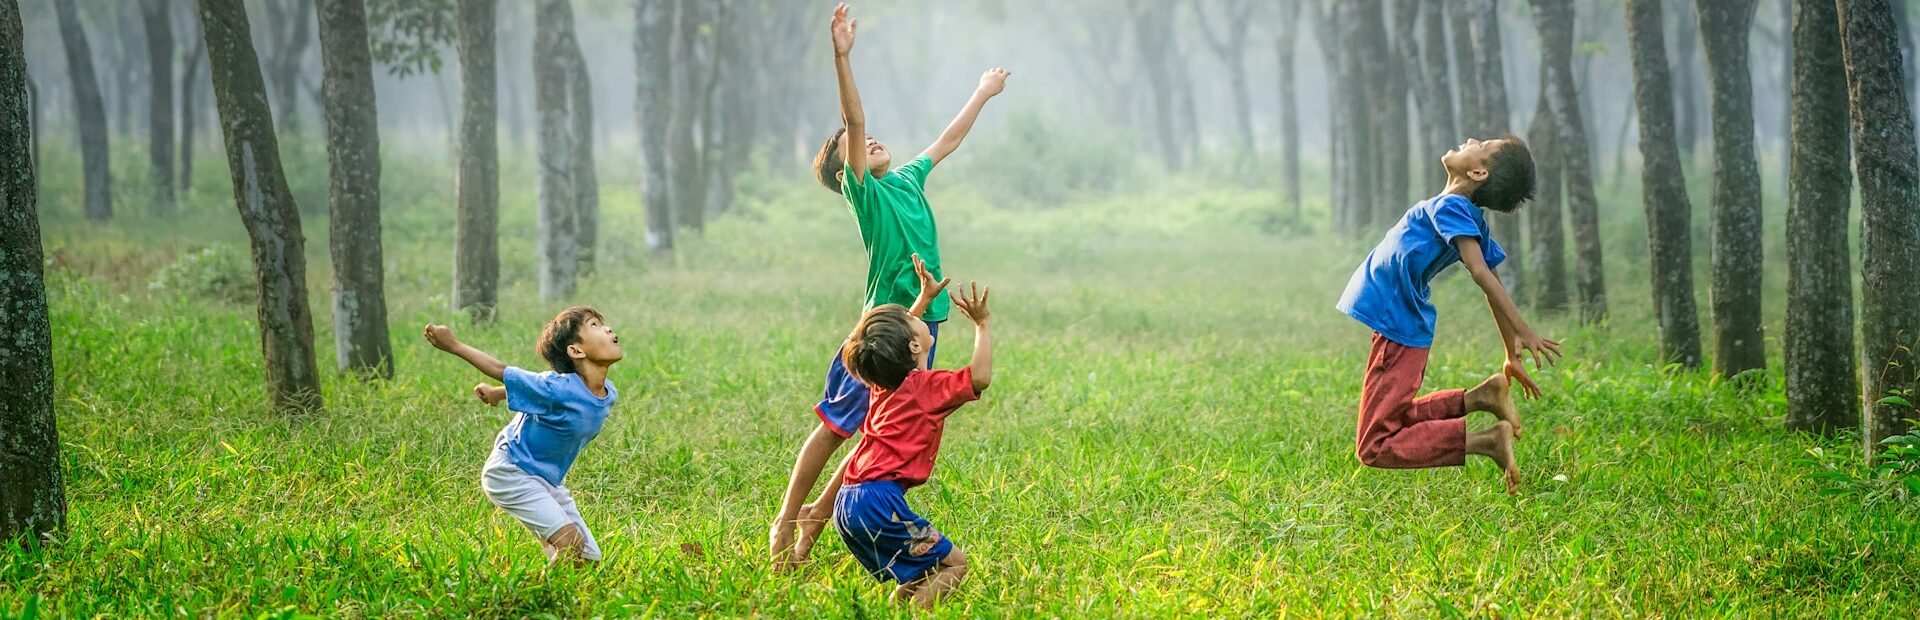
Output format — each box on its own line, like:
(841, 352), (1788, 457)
(1876, 395), (1913, 408)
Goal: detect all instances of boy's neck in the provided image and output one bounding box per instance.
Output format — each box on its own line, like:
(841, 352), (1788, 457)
(1441, 174), (1480, 202)
(576, 362), (610, 397)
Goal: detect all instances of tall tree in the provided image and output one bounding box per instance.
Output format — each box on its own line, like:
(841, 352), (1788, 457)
(316, 0), (391, 378)
(1416, 0), (1459, 187)
(264, 0), (316, 135)
(667, 0), (706, 233)
(1306, 0), (1350, 230)
(1194, 0), (1256, 169)
(1783, 0), (1856, 432)
(564, 19), (597, 275)
(1526, 68), (1570, 314)
(1129, 0), (1182, 172)
(1697, 0), (1765, 379)
(199, 0), (325, 413)
(1340, 0), (1387, 231)
(533, 0), (577, 301)
(53, 0), (111, 220)
(634, 0), (674, 254)
(1536, 0), (1607, 322)
(1839, 0), (1920, 447)
(179, 36), (207, 194)
(1669, 0), (1705, 158)
(142, 0), (176, 214)
(453, 0), (499, 320)
(0, 0), (66, 543)
(1372, 2), (1409, 222)
(1276, 1), (1301, 220)
(1449, 0), (1482, 134)
(1626, 0), (1703, 368)
(1475, 0), (1522, 300)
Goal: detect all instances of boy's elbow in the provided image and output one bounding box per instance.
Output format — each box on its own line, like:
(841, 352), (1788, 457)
(972, 376), (991, 394)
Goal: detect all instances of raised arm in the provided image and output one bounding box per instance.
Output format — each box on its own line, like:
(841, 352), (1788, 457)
(830, 4), (868, 181)
(907, 253), (951, 319)
(951, 282), (993, 393)
(1454, 238), (1561, 398)
(424, 324), (507, 381)
(922, 68), (1010, 166)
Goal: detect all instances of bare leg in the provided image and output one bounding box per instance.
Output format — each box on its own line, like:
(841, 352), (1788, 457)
(1466, 421), (1520, 494)
(1464, 374), (1519, 437)
(793, 446), (856, 562)
(911, 547), (969, 609)
(892, 577), (927, 603)
(546, 523), (592, 569)
(770, 423), (847, 568)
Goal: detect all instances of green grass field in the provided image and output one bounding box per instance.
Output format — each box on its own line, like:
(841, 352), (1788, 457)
(7, 139), (1918, 618)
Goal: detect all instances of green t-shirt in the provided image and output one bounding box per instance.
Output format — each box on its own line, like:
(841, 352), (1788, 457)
(844, 153), (950, 322)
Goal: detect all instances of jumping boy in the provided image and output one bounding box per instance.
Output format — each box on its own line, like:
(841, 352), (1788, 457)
(1335, 137), (1561, 494)
(835, 279), (993, 608)
(424, 307), (622, 565)
(770, 1), (1010, 566)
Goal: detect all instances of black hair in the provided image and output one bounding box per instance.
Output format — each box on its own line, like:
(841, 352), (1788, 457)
(538, 306), (603, 375)
(841, 304), (918, 390)
(813, 127), (847, 195)
(1471, 135), (1537, 213)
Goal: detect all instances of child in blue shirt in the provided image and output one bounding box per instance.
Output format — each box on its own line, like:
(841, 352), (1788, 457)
(1335, 136), (1562, 493)
(424, 306), (622, 565)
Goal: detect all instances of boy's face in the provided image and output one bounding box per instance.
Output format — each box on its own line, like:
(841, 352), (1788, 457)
(842, 133), (893, 177)
(1442, 138), (1507, 183)
(571, 316), (623, 366)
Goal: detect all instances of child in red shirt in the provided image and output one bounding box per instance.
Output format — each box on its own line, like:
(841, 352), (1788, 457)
(833, 280), (993, 609)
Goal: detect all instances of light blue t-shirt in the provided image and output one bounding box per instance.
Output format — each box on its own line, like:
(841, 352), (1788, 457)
(495, 366), (617, 486)
(1336, 194), (1507, 348)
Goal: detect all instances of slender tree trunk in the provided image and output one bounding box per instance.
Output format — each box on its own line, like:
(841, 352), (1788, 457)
(1671, 0), (1704, 159)
(454, 0), (499, 321)
(1130, 0), (1182, 172)
(1449, 0), (1483, 134)
(1418, 0), (1459, 188)
(534, 0), (577, 300)
(0, 0), (66, 543)
(110, 6), (138, 138)
(1537, 0), (1607, 323)
(1195, 0), (1254, 170)
(1697, 0), (1765, 378)
(1341, 1), (1387, 230)
(712, 1), (754, 218)
(1308, 0), (1348, 231)
(1476, 0), (1522, 301)
(1277, 1), (1301, 221)
(142, 0), (176, 214)
(1839, 0), (1920, 447)
(266, 0), (314, 136)
(54, 0), (111, 220)
(316, 0), (390, 378)
(668, 0), (706, 233)
(635, 0), (674, 254)
(1371, 3), (1408, 223)
(1626, 0), (1703, 367)
(199, 0), (324, 413)
(179, 37), (206, 194)
(1527, 71), (1570, 314)
(564, 27), (597, 276)
(1783, 0), (1856, 432)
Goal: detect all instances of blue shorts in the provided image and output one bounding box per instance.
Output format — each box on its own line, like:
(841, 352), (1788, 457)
(834, 480), (955, 584)
(815, 321), (940, 437)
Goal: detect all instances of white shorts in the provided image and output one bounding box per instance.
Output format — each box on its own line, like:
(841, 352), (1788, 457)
(481, 447), (602, 561)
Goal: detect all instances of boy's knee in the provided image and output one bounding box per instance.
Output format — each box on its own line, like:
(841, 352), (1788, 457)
(941, 546), (969, 571)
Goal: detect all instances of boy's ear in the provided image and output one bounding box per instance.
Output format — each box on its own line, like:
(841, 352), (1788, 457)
(567, 343), (586, 360)
(1467, 166), (1490, 183)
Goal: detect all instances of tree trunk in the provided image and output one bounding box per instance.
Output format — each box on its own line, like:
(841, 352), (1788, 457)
(266, 0), (315, 136)
(1670, 0), (1704, 159)
(1195, 0), (1254, 169)
(316, 0), (390, 378)
(1526, 71), (1570, 314)
(1307, 0), (1348, 231)
(142, 0), (176, 214)
(534, 0), (577, 301)
(1130, 0), (1182, 172)
(1370, 3), (1408, 224)
(1449, 0), (1483, 134)
(1697, 0), (1765, 379)
(454, 0), (499, 321)
(0, 0), (67, 543)
(179, 36), (206, 194)
(199, 0), (324, 413)
(1783, 0), (1856, 432)
(635, 0), (674, 254)
(1626, 0), (1704, 368)
(1475, 0), (1522, 301)
(1838, 0), (1920, 448)
(1340, 1), (1386, 231)
(1417, 0), (1459, 188)
(54, 0), (111, 220)
(1537, 0), (1607, 323)
(668, 0), (706, 232)
(1277, 1), (1301, 220)
(712, 1), (754, 218)
(564, 27), (598, 276)
(109, 6), (138, 139)
(26, 72), (36, 186)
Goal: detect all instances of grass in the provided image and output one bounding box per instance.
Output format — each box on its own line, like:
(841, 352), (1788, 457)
(6, 138), (1918, 618)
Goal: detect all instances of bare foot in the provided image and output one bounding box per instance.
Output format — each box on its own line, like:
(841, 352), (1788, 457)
(1487, 420), (1520, 494)
(1470, 374), (1520, 438)
(769, 521), (798, 572)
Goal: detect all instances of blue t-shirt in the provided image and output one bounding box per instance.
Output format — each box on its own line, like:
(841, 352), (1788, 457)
(494, 366), (617, 486)
(1336, 194), (1507, 348)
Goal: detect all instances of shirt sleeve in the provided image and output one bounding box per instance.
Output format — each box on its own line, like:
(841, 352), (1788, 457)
(919, 368), (980, 418)
(893, 154), (934, 189)
(842, 167), (878, 216)
(1480, 233), (1508, 271)
(502, 366), (554, 415)
(1429, 195), (1484, 245)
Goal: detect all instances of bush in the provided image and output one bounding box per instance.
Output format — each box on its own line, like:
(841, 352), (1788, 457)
(959, 110), (1136, 208)
(149, 244), (255, 304)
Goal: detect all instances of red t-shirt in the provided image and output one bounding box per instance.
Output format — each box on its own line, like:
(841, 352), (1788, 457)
(843, 368), (980, 488)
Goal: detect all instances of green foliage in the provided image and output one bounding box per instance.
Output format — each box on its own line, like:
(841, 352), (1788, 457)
(1805, 396), (1920, 505)
(147, 244), (254, 304)
(957, 110), (1136, 208)
(367, 0), (455, 77)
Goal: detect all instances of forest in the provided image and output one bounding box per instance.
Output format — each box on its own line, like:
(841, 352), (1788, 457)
(2, 0), (1919, 616)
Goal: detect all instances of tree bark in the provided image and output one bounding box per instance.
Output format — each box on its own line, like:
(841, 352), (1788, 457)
(1276, 1), (1301, 220)
(199, 0), (324, 413)
(26, 72), (35, 186)
(1340, 1), (1386, 231)
(1370, 2), (1408, 224)
(1838, 0), (1920, 447)
(668, 0), (706, 233)
(1475, 0), (1522, 301)
(635, 0), (674, 254)
(1417, 0), (1459, 188)
(54, 0), (111, 220)
(1130, 0), (1182, 172)
(142, 0), (176, 214)
(1626, 0), (1703, 368)
(1536, 0), (1607, 323)
(1526, 68), (1570, 315)
(265, 0), (314, 136)
(1670, 0), (1704, 159)
(1697, 0), (1765, 379)
(534, 0), (577, 301)
(564, 24), (598, 276)
(454, 0), (499, 321)
(316, 0), (390, 378)
(179, 36), (206, 194)
(0, 0), (67, 543)
(1782, 0), (1856, 432)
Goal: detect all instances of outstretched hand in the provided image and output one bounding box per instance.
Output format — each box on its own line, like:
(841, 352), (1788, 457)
(475, 383), (505, 407)
(912, 253), (951, 300)
(423, 324), (459, 352)
(830, 3), (857, 56)
(1512, 331), (1563, 370)
(1504, 357), (1543, 400)
(977, 67), (1011, 97)
(952, 281), (991, 325)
